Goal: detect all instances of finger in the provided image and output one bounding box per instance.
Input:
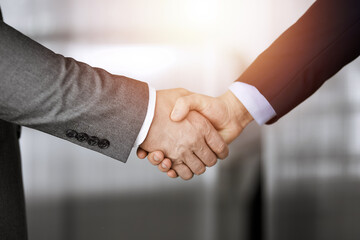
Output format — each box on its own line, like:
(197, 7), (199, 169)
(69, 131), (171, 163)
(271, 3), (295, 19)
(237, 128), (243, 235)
(147, 151), (165, 165)
(137, 147), (148, 159)
(172, 164), (194, 180)
(204, 123), (229, 160)
(183, 154), (206, 176)
(167, 169), (178, 178)
(158, 158), (172, 172)
(171, 94), (210, 122)
(193, 140), (218, 167)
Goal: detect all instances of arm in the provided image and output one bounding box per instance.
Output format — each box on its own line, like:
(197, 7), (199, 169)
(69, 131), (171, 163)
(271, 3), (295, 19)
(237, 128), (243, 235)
(172, 0), (360, 138)
(0, 21), (148, 162)
(173, 0), (360, 124)
(237, 0), (360, 123)
(0, 21), (228, 176)
(145, 0), (360, 176)
(171, 0), (360, 127)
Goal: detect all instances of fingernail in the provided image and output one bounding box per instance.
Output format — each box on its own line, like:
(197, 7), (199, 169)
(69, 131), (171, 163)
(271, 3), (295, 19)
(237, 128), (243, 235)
(154, 155), (160, 161)
(162, 162), (167, 169)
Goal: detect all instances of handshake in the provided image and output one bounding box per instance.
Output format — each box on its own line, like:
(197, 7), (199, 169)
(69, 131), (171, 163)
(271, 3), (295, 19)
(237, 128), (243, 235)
(136, 88), (254, 180)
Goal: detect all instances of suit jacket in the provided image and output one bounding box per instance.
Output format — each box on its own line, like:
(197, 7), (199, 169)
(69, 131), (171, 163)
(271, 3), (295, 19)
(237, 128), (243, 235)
(0, 7), (29, 240)
(0, 6), (150, 239)
(237, 0), (360, 123)
(0, 14), (149, 162)
(0, 120), (27, 240)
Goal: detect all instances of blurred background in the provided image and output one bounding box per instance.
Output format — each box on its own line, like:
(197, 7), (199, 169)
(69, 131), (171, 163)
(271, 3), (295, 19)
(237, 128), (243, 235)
(1, 0), (360, 239)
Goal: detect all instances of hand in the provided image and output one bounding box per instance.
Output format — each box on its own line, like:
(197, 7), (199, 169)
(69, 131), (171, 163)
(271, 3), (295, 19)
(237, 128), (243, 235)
(139, 90), (253, 179)
(170, 90), (254, 144)
(138, 88), (229, 180)
(137, 149), (179, 178)
(137, 148), (173, 174)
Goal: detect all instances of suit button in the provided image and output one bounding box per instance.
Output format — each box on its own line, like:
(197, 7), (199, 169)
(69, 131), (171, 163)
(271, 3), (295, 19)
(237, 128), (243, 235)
(66, 129), (78, 138)
(98, 139), (110, 149)
(76, 133), (89, 142)
(88, 136), (99, 146)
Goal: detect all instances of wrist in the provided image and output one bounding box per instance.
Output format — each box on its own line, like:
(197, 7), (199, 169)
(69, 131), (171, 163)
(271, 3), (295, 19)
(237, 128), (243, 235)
(220, 90), (254, 130)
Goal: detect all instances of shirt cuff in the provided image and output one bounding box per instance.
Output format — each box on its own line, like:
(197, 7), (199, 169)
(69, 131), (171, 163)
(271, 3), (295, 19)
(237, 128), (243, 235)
(229, 82), (276, 125)
(133, 85), (156, 147)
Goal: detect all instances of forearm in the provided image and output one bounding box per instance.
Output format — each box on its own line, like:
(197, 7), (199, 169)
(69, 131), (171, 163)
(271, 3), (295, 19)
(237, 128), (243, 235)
(236, 0), (360, 123)
(0, 21), (149, 161)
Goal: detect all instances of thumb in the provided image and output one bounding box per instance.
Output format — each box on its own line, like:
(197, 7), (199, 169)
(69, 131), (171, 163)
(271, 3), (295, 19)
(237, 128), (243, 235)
(170, 94), (208, 121)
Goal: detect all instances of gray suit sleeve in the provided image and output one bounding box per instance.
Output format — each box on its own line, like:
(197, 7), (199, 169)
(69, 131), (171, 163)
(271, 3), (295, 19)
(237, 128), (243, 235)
(0, 21), (149, 162)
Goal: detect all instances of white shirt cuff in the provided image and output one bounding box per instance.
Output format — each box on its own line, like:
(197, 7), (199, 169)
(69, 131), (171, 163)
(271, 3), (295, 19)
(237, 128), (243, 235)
(133, 85), (156, 147)
(229, 82), (276, 125)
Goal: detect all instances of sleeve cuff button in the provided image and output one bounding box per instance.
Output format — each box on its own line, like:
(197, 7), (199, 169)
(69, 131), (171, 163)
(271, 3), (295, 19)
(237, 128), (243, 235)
(88, 136), (100, 146)
(98, 139), (110, 149)
(65, 129), (78, 138)
(76, 133), (89, 142)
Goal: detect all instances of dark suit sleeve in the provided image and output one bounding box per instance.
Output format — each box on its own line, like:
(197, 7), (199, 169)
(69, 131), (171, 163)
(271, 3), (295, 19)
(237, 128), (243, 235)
(0, 21), (149, 162)
(236, 0), (360, 124)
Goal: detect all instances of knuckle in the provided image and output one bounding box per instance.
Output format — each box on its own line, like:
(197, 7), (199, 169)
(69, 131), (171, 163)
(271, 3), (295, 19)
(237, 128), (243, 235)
(188, 136), (199, 148)
(222, 146), (230, 159)
(206, 121), (214, 133)
(207, 155), (218, 167)
(176, 88), (188, 95)
(178, 96), (187, 104)
(185, 168), (194, 180)
(172, 158), (183, 166)
(194, 164), (205, 175)
(181, 172), (193, 180)
(198, 166), (206, 175)
(215, 142), (227, 155)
